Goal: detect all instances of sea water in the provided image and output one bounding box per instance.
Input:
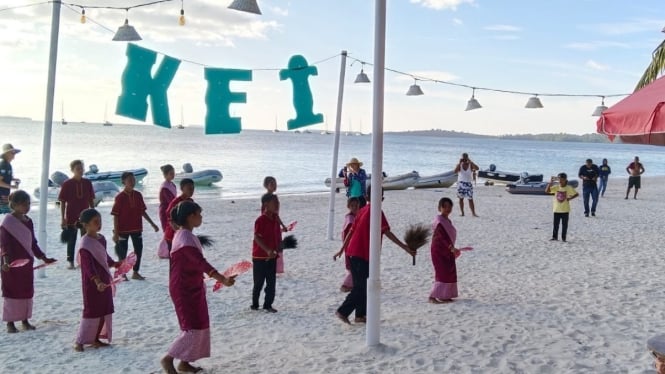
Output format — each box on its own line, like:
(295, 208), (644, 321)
(3, 118), (664, 202)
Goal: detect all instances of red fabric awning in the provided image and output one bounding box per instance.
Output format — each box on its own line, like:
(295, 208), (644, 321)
(597, 75), (665, 145)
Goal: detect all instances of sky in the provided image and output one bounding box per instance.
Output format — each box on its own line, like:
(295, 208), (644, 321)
(0, 0), (663, 135)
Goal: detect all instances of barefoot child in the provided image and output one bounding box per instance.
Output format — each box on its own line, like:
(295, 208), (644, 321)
(334, 197), (360, 293)
(252, 193), (281, 313)
(74, 208), (120, 352)
(0, 190), (57, 333)
(429, 197), (460, 304)
(161, 201), (235, 374)
(263, 176), (288, 274)
(111, 172), (159, 280)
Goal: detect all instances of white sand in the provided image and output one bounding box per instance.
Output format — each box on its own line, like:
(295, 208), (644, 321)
(0, 177), (662, 373)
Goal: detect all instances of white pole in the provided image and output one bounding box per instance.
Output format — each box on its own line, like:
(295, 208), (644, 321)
(37, 0), (61, 277)
(326, 51), (348, 240)
(366, 0), (386, 347)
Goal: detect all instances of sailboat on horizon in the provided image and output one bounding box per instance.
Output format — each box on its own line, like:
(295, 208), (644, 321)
(175, 105), (185, 129)
(61, 101), (67, 125)
(103, 103), (112, 126)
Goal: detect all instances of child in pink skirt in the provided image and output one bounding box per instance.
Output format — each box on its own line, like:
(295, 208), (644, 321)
(0, 191), (57, 333)
(74, 208), (121, 351)
(334, 197), (360, 292)
(429, 197), (460, 304)
(161, 201), (235, 374)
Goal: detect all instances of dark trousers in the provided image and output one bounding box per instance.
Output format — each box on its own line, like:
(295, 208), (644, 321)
(582, 185), (599, 214)
(64, 226), (85, 263)
(598, 177), (608, 196)
(115, 232), (143, 272)
(337, 256), (369, 318)
(252, 258), (276, 309)
(553, 212), (569, 241)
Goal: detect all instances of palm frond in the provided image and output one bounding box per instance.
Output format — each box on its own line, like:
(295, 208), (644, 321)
(635, 39), (665, 91)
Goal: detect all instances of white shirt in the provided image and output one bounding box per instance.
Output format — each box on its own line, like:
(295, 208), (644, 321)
(457, 164), (474, 183)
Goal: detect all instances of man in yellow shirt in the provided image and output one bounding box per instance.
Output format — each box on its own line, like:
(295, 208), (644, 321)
(545, 173), (579, 242)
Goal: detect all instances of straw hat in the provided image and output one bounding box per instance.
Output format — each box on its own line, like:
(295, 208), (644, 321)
(346, 157), (363, 167)
(2, 144), (20, 155)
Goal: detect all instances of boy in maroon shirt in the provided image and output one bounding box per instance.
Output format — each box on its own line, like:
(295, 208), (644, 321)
(111, 172), (158, 280)
(251, 193), (281, 313)
(58, 160), (95, 269)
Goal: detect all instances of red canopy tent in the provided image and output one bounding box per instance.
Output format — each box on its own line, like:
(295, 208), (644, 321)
(597, 75), (665, 145)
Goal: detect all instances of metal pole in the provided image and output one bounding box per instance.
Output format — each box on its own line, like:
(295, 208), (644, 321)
(38, 0), (61, 277)
(366, 0), (386, 346)
(326, 51), (347, 240)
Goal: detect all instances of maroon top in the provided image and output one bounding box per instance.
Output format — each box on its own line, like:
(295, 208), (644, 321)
(58, 178), (95, 225)
(79, 236), (115, 318)
(111, 190), (147, 234)
(430, 223), (457, 283)
(0, 218), (45, 299)
(169, 244), (215, 330)
(164, 196), (193, 242)
(345, 205), (390, 262)
(252, 213), (281, 259)
(158, 182), (177, 231)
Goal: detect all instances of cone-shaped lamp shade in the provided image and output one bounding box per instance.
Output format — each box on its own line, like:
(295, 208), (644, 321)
(465, 96), (482, 111)
(228, 0), (262, 14)
(354, 69), (370, 83)
(525, 96), (543, 108)
(112, 19), (142, 41)
(406, 83), (424, 96)
(592, 104), (608, 116)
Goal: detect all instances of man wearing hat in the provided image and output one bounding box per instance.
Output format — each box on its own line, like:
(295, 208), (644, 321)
(0, 144), (20, 214)
(339, 157), (368, 208)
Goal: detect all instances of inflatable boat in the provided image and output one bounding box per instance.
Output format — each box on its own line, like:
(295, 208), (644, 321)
(414, 170), (457, 189)
(84, 164), (148, 184)
(33, 178), (120, 206)
(478, 164), (543, 184)
(173, 163), (223, 186)
(505, 179), (579, 195)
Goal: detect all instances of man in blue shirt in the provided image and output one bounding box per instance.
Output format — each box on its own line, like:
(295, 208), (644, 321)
(578, 158), (600, 217)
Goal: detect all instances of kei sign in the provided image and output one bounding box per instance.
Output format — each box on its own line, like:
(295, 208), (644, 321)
(116, 43), (324, 134)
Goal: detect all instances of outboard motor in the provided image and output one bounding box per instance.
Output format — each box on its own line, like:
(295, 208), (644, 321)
(182, 163), (193, 173)
(50, 171), (69, 186)
(88, 164), (99, 174)
(489, 164), (496, 172)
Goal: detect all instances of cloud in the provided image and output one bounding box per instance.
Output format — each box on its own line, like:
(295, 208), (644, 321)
(484, 24), (522, 32)
(585, 60), (610, 71)
(270, 7), (289, 17)
(410, 0), (475, 11)
(580, 19), (665, 36)
(453, 18), (463, 25)
(492, 35), (520, 41)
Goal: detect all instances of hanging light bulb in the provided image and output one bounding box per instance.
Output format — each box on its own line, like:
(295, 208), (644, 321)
(525, 95), (544, 108)
(354, 62), (370, 83)
(465, 88), (482, 111)
(592, 96), (608, 116)
(406, 78), (424, 96)
(179, 1), (186, 26)
(80, 8), (86, 24)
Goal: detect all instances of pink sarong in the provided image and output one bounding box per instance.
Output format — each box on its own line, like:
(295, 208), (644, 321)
(429, 215), (459, 300)
(168, 328), (211, 362)
(75, 235), (114, 344)
(1, 214), (37, 322)
(3, 298), (32, 322)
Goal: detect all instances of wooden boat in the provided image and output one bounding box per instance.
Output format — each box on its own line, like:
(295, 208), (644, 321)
(505, 179), (579, 195)
(414, 170), (457, 189)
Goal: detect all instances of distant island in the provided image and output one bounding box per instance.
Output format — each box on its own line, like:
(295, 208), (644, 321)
(0, 115), (32, 121)
(392, 129), (613, 143)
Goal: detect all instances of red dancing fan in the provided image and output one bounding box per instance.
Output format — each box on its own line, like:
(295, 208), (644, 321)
(455, 246), (473, 259)
(213, 260), (253, 292)
(286, 221), (297, 231)
(9, 259), (29, 268)
(112, 252), (137, 281)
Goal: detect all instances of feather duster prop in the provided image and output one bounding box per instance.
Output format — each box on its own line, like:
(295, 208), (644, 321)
(404, 223), (431, 265)
(197, 235), (215, 248)
(280, 235), (298, 250)
(60, 229), (72, 244)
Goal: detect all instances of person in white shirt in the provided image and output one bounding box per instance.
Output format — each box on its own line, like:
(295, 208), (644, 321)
(454, 153), (479, 217)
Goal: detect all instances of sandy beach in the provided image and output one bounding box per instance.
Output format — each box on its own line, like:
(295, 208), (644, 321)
(0, 176), (662, 373)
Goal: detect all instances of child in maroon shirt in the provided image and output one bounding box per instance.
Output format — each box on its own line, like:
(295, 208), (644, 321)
(58, 160), (95, 269)
(251, 193), (281, 313)
(111, 172), (158, 280)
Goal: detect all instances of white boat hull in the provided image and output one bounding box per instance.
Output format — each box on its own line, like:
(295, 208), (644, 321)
(414, 171), (457, 189)
(34, 180), (120, 206)
(174, 170), (223, 186)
